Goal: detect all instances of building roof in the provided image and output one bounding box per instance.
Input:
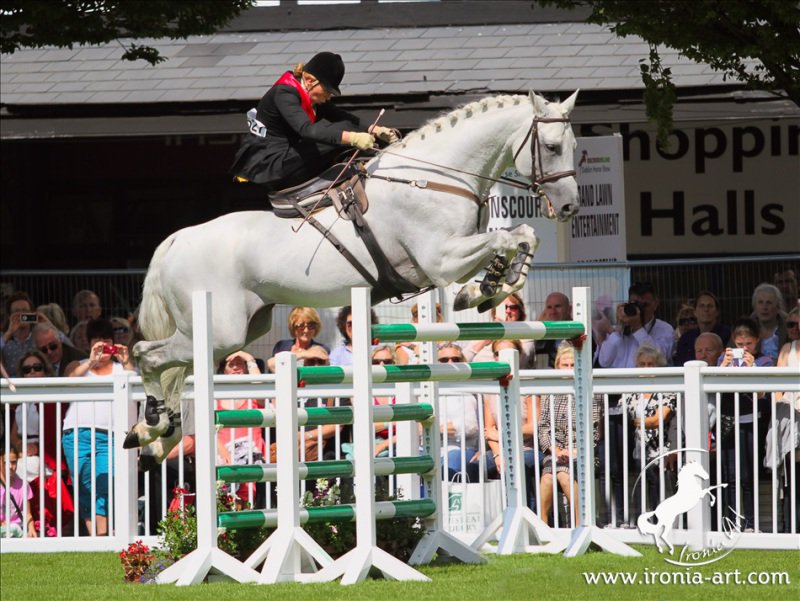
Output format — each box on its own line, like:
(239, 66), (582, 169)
(1, 22), (730, 108)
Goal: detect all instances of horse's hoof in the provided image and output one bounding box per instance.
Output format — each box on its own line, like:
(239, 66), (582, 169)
(138, 454), (160, 472)
(123, 429), (142, 449)
(453, 287), (473, 312)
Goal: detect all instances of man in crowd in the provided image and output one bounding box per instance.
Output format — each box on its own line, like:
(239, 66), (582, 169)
(32, 323), (87, 376)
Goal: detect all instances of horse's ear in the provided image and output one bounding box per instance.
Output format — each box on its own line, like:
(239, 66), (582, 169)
(560, 89), (580, 115)
(529, 90), (548, 115)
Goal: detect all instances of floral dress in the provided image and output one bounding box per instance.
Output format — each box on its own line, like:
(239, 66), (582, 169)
(623, 392), (677, 462)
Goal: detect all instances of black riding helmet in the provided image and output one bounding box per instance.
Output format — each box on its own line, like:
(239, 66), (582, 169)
(304, 52), (345, 96)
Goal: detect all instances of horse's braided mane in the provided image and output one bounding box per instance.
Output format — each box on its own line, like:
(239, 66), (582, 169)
(399, 94), (528, 147)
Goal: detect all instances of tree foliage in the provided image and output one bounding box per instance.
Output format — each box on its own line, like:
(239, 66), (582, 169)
(0, 0), (253, 64)
(539, 0), (800, 143)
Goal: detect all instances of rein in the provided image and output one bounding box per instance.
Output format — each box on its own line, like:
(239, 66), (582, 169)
(374, 112), (575, 221)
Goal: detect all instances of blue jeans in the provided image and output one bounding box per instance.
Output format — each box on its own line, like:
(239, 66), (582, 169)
(62, 429), (113, 519)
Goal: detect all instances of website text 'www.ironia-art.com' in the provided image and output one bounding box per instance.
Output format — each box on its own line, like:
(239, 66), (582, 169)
(582, 569), (791, 586)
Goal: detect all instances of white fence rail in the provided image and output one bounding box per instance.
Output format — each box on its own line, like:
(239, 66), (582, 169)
(2, 365), (798, 553)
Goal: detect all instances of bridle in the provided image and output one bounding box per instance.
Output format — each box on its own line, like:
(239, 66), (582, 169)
(512, 114), (576, 219)
(370, 110), (576, 222)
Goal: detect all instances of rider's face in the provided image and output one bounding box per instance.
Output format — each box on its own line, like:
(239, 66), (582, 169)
(307, 80), (333, 105)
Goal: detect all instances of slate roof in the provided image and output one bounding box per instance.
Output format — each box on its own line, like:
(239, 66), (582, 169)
(1, 22), (734, 107)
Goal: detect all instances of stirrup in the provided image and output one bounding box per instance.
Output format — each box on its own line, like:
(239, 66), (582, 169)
(478, 254), (510, 297)
(505, 242), (535, 286)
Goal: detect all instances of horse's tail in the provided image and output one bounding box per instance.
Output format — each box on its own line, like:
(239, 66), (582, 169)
(139, 233), (178, 342)
(637, 511), (659, 535)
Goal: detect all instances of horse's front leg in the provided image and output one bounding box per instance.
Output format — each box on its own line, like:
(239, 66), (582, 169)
(450, 225), (539, 311)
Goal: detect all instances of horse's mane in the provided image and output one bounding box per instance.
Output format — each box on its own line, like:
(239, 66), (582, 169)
(399, 94), (529, 147)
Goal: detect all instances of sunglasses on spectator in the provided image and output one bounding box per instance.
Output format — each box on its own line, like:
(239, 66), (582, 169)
(293, 323), (317, 330)
(304, 359), (328, 366)
(678, 318), (698, 326)
(38, 342), (59, 353)
(372, 358), (395, 365)
(505, 304), (521, 311)
(21, 363), (45, 375)
(346, 320), (353, 327)
(438, 356), (463, 363)
(113, 326), (130, 334)
(788, 321), (799, 329)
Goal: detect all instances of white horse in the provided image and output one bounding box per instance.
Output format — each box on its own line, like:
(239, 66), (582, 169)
(637, 461), (727, 554)
(128, 90), (580, 468)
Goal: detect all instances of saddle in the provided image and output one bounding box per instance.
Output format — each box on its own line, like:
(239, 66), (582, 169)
(269, 162), (369, 221)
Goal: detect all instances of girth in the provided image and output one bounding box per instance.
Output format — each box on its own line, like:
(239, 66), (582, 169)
(274, 173), (420, 303)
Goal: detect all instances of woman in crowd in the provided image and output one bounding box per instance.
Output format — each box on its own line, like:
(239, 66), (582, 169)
(328, 305), (379, 367)
(12, 351), (74, 536)
(537, 343), (603, 527)
(216, 350), (267, 506)
(436, 343), (481, 480)
(267, 307), (329, 372)
(478, 339), (540, 509)
(63, 318), (136, 536)
(463, 293), (535, 368)
(623, 344), (676, 513)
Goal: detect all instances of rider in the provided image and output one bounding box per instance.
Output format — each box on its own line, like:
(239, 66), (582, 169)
(230, 51), (399, 190)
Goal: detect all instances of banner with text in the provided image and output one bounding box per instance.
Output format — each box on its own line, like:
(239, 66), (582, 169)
(487, 135), (626, 263)
(570, 134), (627, 262)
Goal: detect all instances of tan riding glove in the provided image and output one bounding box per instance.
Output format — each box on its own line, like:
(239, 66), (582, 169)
(371, 126), (401, 144)
(348, 131), (375, 150)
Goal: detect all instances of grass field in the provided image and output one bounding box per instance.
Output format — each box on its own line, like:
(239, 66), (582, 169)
(1, 546), (797, 601)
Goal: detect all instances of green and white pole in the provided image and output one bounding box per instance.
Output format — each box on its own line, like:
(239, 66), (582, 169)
(371, 321), (584, 343)
(219, 499), (437, 530)
(296, 361), (511, 386)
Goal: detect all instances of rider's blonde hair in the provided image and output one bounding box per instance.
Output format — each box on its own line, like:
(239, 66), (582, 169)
(292, 63), (305, 77)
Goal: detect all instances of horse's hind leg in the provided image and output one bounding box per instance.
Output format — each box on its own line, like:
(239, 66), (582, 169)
(126, 332), (194, 451)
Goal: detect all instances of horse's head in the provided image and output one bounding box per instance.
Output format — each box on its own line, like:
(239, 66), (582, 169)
(679, 461), (710, 482)
(512, 90), (580, 222)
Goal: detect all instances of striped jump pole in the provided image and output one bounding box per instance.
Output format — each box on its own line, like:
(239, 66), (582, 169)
(218, 455), (436, 483)
(371, 320), (584, 343)
(220, 499), (437, 530)
(295, 362), (511, 386)
(215, 402), (435, 429)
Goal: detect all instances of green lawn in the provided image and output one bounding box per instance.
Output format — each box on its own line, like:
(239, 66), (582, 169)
(1, 546), (797, 601)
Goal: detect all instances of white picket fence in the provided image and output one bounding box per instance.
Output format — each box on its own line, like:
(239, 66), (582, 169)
(1, 365), (798, 553)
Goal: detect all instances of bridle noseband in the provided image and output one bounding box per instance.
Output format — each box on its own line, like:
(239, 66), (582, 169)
(513, 115), (576, 216)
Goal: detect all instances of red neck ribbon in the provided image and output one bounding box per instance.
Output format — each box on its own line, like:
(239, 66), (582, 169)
(275, 71), (316, 122)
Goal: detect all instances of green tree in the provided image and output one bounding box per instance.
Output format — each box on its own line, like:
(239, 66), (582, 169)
(1, 0), (253, 65)
(539, 0), (800, 142)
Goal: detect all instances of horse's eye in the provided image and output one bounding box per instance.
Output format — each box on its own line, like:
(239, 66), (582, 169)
(545, 144), (558, 152)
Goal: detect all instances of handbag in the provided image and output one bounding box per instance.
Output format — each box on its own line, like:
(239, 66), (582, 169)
(446, 473), (502, 542)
